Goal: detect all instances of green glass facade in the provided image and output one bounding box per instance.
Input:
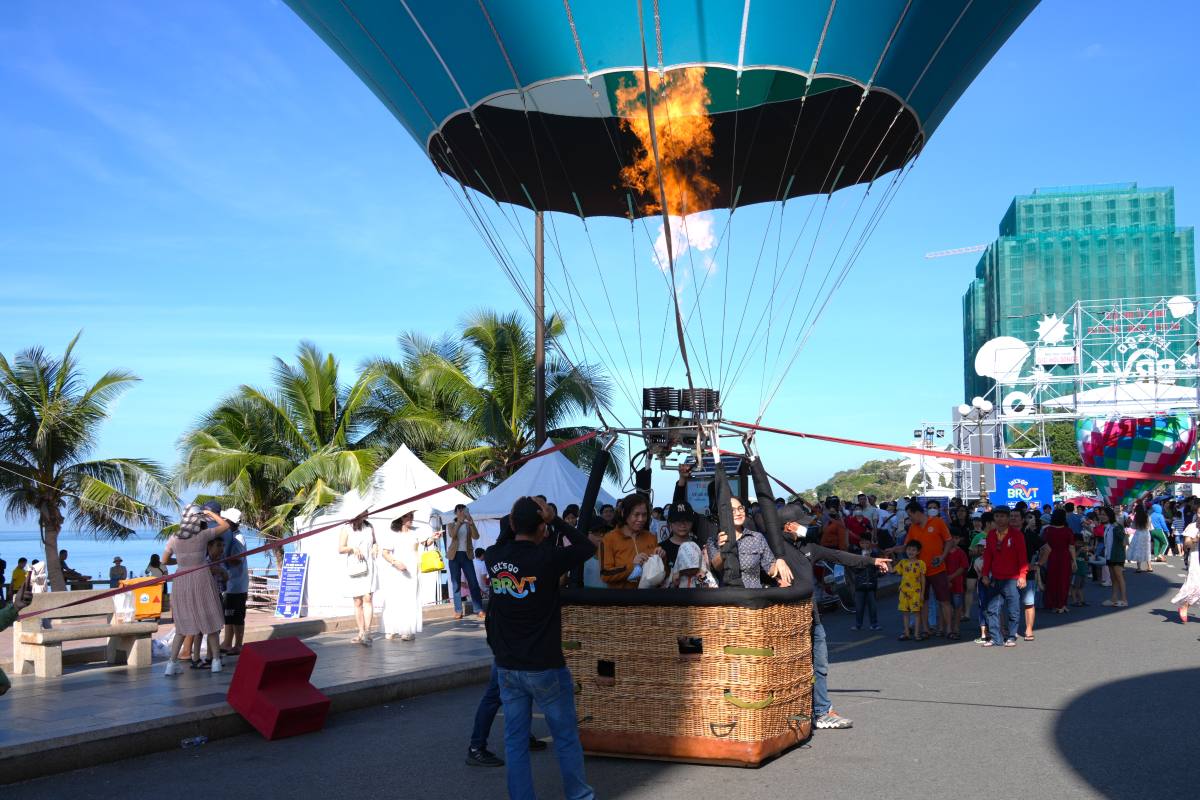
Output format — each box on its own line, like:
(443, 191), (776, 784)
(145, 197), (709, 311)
(963, 183), (1196, 400)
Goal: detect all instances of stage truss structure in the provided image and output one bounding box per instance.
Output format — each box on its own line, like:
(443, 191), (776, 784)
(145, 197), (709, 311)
(945, 295), (1200, 499)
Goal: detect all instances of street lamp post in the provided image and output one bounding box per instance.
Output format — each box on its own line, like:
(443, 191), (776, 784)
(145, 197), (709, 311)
(958, 397), (994, 502)
(913, 425), (945, 495)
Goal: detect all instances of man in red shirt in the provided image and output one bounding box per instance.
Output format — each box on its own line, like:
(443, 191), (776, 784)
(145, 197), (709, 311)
(980, 505), (1028, 648)
(845, 504), (873, 549)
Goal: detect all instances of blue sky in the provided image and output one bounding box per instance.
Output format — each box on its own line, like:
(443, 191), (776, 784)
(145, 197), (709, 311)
(1, 1), (1197, 529)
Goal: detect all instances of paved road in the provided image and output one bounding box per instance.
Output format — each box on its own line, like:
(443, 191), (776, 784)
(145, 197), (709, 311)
(14, 557), (1198, 800)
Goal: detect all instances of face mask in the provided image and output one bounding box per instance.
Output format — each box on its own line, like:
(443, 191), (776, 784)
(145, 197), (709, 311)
(927, 509), (940, 517)
(853, 510), (864, 517)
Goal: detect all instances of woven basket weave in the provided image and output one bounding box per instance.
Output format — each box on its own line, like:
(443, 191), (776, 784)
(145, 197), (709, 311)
(561, 600), (813, 766)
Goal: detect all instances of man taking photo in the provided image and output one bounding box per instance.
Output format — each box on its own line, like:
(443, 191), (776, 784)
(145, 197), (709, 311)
(485, 496), (596, 800)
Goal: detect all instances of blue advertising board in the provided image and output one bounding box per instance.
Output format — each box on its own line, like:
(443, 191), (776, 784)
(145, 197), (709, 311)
(989, 456), (1054, 508)
(275, 552), (309, 619)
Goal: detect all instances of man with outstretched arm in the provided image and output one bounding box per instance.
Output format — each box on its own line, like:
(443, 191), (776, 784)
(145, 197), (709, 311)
(776, 506), (892, 730)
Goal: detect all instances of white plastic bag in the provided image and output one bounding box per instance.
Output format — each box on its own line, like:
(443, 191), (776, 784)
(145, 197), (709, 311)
(112, 591), (135, 624)
(638, 554), (666, 588)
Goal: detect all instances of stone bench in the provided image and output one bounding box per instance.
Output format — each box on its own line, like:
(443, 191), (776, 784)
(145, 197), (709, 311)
(13, 589), (158, 678)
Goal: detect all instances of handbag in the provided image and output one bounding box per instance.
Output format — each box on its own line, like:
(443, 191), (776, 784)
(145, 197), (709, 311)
(420, 549), (445, 574)
(346, 554), (369, 579)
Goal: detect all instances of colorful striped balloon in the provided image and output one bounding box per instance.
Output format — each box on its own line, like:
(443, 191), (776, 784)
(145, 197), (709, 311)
(1076, 414), (1197, 506)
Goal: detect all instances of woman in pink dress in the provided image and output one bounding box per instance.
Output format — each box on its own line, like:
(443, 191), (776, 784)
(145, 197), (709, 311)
(1039, 509), (1074, 613)
(163, 506), (229, 676)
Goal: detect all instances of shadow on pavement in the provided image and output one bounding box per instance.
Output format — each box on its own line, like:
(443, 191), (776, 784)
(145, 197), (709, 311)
(1054, 666), (1198, 799)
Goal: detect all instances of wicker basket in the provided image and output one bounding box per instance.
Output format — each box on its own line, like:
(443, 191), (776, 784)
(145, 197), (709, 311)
(561, 599), (813, 767)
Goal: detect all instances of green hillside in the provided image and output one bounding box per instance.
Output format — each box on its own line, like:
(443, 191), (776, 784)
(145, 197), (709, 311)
(805, 458), (911, 502)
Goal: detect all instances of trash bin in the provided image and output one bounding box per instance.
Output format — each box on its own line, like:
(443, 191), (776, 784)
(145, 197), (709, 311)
(120, 577), (163, 620)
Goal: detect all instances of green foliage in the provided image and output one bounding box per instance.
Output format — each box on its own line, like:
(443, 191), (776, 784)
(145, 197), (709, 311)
(809, 459), (911, 502)
(178, 342), (382, 544)
(364, 310), (621, 491)
(0, 333), (176, 589)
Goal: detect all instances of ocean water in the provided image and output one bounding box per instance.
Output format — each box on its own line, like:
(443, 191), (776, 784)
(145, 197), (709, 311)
(0, 530), (282, 582)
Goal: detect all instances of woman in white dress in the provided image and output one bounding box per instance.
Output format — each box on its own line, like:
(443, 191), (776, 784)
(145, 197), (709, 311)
(377, 511), (432, 641)
(1127, 508), (1153, 572)
(339, 519), (377, 646)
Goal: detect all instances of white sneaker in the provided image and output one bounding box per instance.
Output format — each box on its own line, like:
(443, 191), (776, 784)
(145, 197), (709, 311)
(164, 660), (183, 676)
(211, 658), (223, 673)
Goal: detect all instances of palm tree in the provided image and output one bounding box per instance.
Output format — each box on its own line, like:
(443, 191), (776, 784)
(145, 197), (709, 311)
(178, 342), (382, 558)
(366, 311), (621, 490)
(0, 334), (175, 590)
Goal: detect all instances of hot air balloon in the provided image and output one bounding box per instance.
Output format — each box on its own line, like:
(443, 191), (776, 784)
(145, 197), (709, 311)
(285, 0), (1037, 215)
(1076, 414), (1198, 506)
(283, 0), (1041, 766)
(284, 0), (1039, 427)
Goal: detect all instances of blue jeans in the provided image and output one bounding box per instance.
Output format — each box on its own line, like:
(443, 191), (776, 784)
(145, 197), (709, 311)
(470, 662), (502, 750)
(985, 578), (1022, 645)
(498, 666), (593, 800)
(811, 622), (830, 717)
(449, 551), (484, 614)
(854, 589), (877, 627)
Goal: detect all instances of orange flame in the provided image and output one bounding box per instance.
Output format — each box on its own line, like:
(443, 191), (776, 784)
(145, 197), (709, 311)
(616, 67), (716, 217)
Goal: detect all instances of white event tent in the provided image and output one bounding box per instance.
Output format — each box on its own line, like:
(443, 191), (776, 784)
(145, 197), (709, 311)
(464, 440), (617, 548)
(296, 445), (470, 618)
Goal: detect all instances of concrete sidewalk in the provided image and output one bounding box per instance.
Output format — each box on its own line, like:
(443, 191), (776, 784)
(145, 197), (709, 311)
(0, 608), (490, 784)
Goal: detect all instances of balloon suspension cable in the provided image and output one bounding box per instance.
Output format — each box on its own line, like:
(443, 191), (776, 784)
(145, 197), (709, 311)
(636, 0), (695, 397)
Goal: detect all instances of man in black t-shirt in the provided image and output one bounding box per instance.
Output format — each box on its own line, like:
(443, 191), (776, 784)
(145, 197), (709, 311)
(484, 496), (595, 800)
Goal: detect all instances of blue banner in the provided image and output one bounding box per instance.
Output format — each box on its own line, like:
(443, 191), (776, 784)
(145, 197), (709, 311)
(990, 456), (1054, 508)
(275, 552), (309, 619)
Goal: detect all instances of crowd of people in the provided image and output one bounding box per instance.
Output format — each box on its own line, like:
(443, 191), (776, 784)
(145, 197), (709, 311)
(0, 548), (174, 603)
(454, 465), (1200, 800)
(4, 462), (1198, 799)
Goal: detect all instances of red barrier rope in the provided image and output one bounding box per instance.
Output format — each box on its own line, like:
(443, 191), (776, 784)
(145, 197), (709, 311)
(730, 420), (1200, 485)
(18, 431), (600, 621)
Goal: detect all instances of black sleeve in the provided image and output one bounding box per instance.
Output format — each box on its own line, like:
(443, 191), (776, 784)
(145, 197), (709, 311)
(552, 518), (596, 575)
(672, 479), (688, 506)
(566, 447), (609, 586)
(748, 455), (785, 558)
(712, 467), (743, 586)
(576, 448), (609, 538)
(807, 543), (875, 569)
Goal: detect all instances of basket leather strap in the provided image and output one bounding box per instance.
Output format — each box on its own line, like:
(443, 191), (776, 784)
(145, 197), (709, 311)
(723, 690), (774, 710)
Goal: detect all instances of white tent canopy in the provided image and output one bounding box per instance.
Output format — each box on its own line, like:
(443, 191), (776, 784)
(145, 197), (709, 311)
(296, 445), (471, 617)
(464, 440), (616, 548)
(1042, 381), (1198, 416)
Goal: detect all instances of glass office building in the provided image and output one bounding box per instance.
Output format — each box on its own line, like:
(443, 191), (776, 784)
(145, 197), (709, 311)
(962, 183), (1195, 400)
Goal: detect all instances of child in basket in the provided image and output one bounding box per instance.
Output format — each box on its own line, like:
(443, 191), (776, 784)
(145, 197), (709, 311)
(1171, 533), (1200, 623)
(895, 540), (926, 641)
(849, 533), (881, 631)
